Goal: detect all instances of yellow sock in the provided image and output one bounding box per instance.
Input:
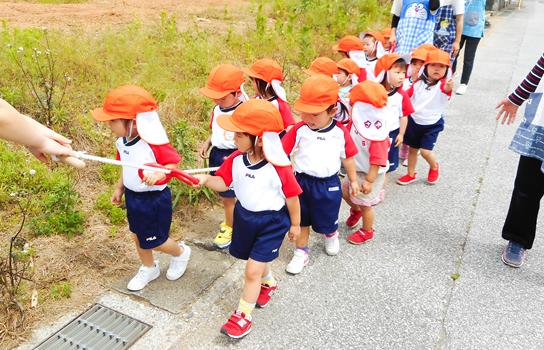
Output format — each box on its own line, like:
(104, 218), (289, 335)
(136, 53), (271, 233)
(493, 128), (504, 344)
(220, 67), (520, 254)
(237, 298), (255, 317)
(261, 271), (276, 287)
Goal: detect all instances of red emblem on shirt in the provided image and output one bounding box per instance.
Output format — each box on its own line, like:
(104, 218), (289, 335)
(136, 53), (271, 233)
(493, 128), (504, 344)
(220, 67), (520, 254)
(364, 120), (371, 128)
(375, 121), (382, 129)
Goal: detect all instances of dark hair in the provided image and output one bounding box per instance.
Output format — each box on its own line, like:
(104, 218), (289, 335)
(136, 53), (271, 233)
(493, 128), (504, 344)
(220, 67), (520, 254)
(253, 78), (277, 99)
(391, 58), (408, 71)
(244, 133), (264, 158)
(422, 65), (446, 87)
(327, 102), (350, 123)
(338, 68), (349, 76)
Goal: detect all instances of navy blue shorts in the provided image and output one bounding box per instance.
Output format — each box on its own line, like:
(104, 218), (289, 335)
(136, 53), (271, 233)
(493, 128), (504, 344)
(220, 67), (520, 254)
(387, 128), (400, 173)
(404, 116), (444, 150)
(296, 172), (342, 234)
(125, 187), (172, 249)
(209, 147), (236, 198)
(230, 201), (291, 262)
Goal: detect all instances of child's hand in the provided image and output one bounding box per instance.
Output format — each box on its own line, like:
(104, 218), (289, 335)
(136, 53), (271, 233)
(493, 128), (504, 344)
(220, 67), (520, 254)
(142, 172), (166, 186)
(444, 78), (454, 93)
(288, 225), (301, 242)
(111, 188), (124, 205)
(191, 174), (206, 189)
(362, 180), (373, 195)
(350, 180), (360, 198)
(199, 140), (211, 159)
(395, 134), (404, 148)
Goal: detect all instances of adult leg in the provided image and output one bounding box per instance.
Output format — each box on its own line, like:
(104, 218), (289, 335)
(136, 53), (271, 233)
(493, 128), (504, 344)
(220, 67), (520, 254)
(502, 156), (544, 249)
(460, 36), (481, 85)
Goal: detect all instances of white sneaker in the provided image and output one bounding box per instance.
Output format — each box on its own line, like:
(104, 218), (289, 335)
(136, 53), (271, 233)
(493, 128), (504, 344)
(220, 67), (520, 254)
(456, 84), (467, 95)
(127, 260), (160, 291)
(167, 242), (191, 281)
(324, 233), (340, 256)
(286, 249), (309, 274)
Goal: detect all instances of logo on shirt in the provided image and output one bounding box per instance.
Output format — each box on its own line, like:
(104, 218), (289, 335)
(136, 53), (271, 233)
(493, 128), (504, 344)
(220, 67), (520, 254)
(146, 236), (157, 241)
(272, 248), (278, 253)
(364, 120), (371, 128)
(245, 173), (255, 179)
(123, 150), (130, 155)
(317, 136), (326, 141)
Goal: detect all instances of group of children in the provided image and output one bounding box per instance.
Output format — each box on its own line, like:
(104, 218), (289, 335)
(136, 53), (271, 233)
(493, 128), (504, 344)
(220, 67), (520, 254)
(90, 26), (454, 340)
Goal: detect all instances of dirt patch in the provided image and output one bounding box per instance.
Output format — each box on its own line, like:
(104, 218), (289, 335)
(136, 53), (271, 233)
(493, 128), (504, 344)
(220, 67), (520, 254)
(0, 0), (249, 32)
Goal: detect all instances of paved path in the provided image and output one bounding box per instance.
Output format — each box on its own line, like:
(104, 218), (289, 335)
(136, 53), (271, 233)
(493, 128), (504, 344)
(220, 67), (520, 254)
(21, 2), (544, 349)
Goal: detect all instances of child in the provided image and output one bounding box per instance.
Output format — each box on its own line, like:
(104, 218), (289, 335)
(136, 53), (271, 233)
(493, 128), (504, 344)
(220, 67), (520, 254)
(397, 49), (454, 185)
(381, 28), (392, 52)
(192, 99), (302, 339)
(92, 85), (190, 291)
(199, 64), (248, 249)
(373, 53), (415, 203)
(332, 36), (367, 81)
(241, 58), (296, 136)
(359, 31), (387, 81)
(342, 81), (391, 243)
(336, 58), (360, 126)
(282, 75), (359, 274)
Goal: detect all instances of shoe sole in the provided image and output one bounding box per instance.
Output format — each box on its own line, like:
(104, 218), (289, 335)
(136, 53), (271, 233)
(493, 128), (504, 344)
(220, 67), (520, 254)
(166, 246), (192, 281)
(213, 241), (231, 249)
(346, 217), (362, 228)
(285, 261), (308, 275)
(220, 326), (251, 339)
(501, 254), (523, 268)
(397, 179), (416, 185)
(348, 237), (373, 245)
(428, 172), (440, 185)
(127, 269), (160, 291)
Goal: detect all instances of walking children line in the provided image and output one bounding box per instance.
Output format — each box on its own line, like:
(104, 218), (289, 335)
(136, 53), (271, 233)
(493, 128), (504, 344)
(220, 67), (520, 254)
(84, 24), (457, 338)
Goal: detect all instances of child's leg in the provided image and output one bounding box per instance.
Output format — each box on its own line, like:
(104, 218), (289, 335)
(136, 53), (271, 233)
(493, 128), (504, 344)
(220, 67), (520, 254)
(361, 206), (374, 232)
(223, 197), (236, 228)
(296, 226), (311, 248)
(342, 185), (360, 211)
(382, 173), (390, 190)
(152, 238), (183, 256)
(408, 146), (419, 176)
(133, 234), (155, 267)
(420, 149), (437, 170)
(241, 259), (268, 307)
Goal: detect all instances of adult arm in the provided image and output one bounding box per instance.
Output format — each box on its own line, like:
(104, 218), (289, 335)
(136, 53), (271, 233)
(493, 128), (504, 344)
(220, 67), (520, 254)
(452, 14), (464, 57)
(0, 98), (75, 162)
(496, 52), (544, 125)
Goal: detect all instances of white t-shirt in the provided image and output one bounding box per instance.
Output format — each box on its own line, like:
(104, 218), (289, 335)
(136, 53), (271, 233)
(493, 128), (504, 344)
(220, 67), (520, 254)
(406, 79), (452, 125)
(210, 103), (242, 150)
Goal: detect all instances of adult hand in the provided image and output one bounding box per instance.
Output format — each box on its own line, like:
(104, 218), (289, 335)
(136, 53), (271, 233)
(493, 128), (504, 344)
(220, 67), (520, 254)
(389, 34), (397, 52)
(452, 41), (460, 58)
(496, 98), (519, 125)
(28, 137), (76, 163)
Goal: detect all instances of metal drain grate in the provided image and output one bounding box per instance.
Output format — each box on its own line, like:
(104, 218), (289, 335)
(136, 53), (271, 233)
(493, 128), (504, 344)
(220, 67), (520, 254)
(35, 304), (152, 350)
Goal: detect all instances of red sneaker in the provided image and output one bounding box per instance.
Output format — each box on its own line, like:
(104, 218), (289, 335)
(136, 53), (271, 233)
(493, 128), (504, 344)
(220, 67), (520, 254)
(220, 310), (252, 339)
(348, 228), (374, 244)
(256, 280), (277, 308)
(397, 173), (417, 185)
(346, 208), (362, 227)
(428, 163), (439, 184)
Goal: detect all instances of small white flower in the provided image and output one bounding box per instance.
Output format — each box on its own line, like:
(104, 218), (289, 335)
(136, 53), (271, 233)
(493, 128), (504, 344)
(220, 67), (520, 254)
(29, 169), (36, 175)
(22, 250), (28, 254)
(42, 27), (47, 31)
(24, 243), (29, 249)
(18, 47), (23, 51)
(46, 52), (50, 55)
(33, 48), (37, 52)
(37, 51), (41, 55)
(9, 193), (17, 197)
(6, 44), (11, 48)
(66, 77), (71, 81)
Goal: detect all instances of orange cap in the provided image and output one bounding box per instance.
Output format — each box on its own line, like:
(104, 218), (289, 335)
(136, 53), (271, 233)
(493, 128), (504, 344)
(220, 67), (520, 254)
(199, 64), (245, 99)
(332, 35), (365, 52)
(303, 57), (338, 77)
(417, 43), (438, 52)
(410, 48), (429, 62)
(346, 81), (388, 109)
(381, 28), (392, 39)
(360, 31), (386, 45)
(92, 85), (157, 122)
(294, 75), (339, 113)
(374, 53), (411, 80)
(216, 99), (284, 136)
(336, 58), (360, 75)
(424, 49), (451, 67)
(241, 59), (283, 83)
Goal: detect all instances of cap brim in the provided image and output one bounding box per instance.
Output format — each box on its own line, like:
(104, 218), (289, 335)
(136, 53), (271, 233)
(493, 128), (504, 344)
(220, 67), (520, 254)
(293, 100), (329, 114)
(198, 86), (231, 99)
(240, 67), (263, 80)
(216, 114), (246, 133)
(332, 44), (341, 51)
(91, 108), (126, 122)
(302, 68), (319, 76)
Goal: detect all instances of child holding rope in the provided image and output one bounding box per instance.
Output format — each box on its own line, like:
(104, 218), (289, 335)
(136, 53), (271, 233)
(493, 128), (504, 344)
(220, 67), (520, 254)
(92, 85), (190, 291)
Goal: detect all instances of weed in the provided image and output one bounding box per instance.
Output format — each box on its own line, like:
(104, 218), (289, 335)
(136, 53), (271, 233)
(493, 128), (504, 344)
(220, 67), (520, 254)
(95, 191), (126, 225)
(451, 273), (460, 280)
(98, 163), (121, 186)
(49, 282), (71, 300)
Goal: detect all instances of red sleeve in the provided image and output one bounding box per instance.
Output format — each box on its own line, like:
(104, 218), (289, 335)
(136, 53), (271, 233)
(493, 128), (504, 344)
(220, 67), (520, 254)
(149, 143), (182, 165)
(277, 99), (296, 128)
(439, 79), (453, 98)
(274, 165), (303, 198)
(368, 139), (391, 166)
(215, 150), (242, 187)
(116, 150), (120, 161)
(209, 108), (215, 129)
(358, 68), (367, 82)
(398, 89), (415, 116)
(337, 123), (358, 158)
(282, 121), (305, 155)
(406, 83), (415, 98)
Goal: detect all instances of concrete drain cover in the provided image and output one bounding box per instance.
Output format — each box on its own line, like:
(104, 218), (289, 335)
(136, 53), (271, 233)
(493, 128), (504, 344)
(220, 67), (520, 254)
(34, 304), (151, 350)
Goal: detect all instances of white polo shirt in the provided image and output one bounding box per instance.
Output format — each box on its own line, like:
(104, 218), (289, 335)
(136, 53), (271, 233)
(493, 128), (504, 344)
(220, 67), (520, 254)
(216, 151), (302, 212)
(348, 126), (391, 174)
(210, 103), (243, 150)
(282, 120), (358, 178)
(386, 88), (415, 131)
(406, 79), (452, 125)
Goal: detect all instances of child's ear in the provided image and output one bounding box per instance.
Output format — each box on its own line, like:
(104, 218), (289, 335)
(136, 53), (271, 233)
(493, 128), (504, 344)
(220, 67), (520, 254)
(256, 136), (264, 147)
(329, 106), (338, 116)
